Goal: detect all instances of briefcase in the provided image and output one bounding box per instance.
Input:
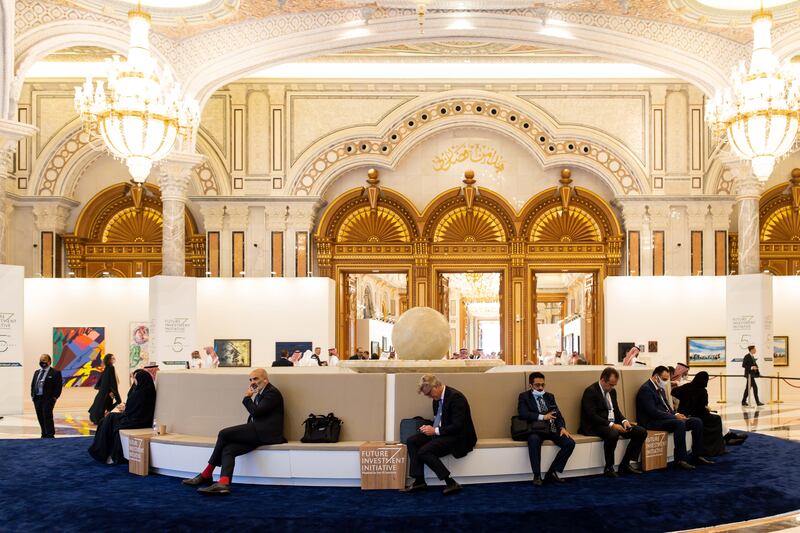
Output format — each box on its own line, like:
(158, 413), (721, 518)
(300, 413), (342, 443)
(399, 417), (432, 444)
(510, 416), (550, 441)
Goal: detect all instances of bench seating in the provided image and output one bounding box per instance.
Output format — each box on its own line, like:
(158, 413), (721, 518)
(121, 366), (688, 486)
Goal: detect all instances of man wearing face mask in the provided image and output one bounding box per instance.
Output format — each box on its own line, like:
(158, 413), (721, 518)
(636, 366), (713, 470)
(30, 354), (63, 438)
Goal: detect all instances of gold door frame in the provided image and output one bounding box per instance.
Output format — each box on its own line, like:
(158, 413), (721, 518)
(315, 179), (623, 364)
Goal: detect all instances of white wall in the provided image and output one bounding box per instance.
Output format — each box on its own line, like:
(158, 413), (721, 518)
(604, 276), (726, 369)
(563, 317), (583, 355)
(24, 278), (150, 406)
(773, 277), (800, 381)
(355, 318), (394, 355)
(196, 277), (335, 367)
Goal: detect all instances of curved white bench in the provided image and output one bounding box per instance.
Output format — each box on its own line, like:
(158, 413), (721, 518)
(120, 429), (689, 486)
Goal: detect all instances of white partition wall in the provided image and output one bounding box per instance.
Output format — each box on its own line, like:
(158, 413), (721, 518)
(150, 276), (197, 368)
(604, 276), (726, 368)
(0, 266), (24, 415)
(726, 274), (773, 404)
(196, 277), (336, 368)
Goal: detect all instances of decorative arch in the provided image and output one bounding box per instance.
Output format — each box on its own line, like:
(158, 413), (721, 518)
(64, 182), (205, 277)
(315, 171), (623, 364)
(758, 182), (800, 275)
(290, 92), (649, 198)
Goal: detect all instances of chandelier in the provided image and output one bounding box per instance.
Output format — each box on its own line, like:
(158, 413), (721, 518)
(706, 9), (800, 181)
(446, 272), (500, 301)
(74, 4), (199, 184)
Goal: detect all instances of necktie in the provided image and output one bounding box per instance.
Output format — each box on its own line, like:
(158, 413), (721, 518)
(658, 387), (672, 413)
(537, 396), (556, 432)
(37, 369), (47, 396)
(605, 391), (615, 422)
(433, 399), (443, 428)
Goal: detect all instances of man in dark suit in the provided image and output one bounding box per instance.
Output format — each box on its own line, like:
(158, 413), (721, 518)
(636, 366), (713, 470)
(271, 349), (293, 367)
(30, 354), (62, 438)
(402, 374), (477, 495)
(741, 345), (764, 406)
(182, 368), (286, 495)
(580, 367), (647, 477)
(518, 372), (575, 486)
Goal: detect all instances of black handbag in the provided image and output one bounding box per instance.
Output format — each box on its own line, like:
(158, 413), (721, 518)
(300, 413), (342, 443)
(510, 416), (550, 441)
(399, 416), (433, 444)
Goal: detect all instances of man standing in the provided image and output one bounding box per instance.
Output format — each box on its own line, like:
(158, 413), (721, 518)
(518, 372), (575, 486)
(742, 345), (764, 406)
(580, 367), (647, 477)
(182, 368), (286, 495)
(636, 366), (713, 470)
(402, 374), (477, 495)
(272, 350), (293, 367)
(30, 354), (62, 438)
(327, 348), (340, 366)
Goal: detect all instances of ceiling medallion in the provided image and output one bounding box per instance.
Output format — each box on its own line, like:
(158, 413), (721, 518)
(668, 0), (800, 27)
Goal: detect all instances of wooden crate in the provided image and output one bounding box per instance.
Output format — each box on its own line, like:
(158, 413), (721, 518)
(641, 430), (668, 471)
(360, 442), (407, 490)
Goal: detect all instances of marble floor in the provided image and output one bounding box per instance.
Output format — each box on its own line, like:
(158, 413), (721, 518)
(2, 401), (799, 532)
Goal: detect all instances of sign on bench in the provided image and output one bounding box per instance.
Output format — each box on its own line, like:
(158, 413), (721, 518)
(641, 430), (668, 471)
(359, 442), (407, 490)
(129, 436), (151, 476)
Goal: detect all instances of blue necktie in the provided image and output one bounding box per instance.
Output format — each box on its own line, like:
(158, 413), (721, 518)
(433, 399), (443, 428)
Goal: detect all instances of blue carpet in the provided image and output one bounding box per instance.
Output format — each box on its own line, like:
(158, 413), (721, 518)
(1, 433), (798, 532)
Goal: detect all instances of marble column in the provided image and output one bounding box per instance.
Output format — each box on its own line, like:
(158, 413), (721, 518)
(0, 119), (36, 264)
(285, 201), (322, 277)
(732, 163), (762, 275)
(157, 152), (204, 276)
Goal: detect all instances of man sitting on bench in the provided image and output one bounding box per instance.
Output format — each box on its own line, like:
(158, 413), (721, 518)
(182, 368), (286, 495)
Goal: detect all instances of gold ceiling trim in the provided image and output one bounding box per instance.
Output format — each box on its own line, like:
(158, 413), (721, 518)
(336, 205), (411, 243)
(433, 205), (505, 243)
(761, 206), (800, 242)
(102, 206), (164, 243)
(529, 204), (602, 243)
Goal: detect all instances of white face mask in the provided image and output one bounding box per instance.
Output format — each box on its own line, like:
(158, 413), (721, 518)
(659, 378), (669, 390)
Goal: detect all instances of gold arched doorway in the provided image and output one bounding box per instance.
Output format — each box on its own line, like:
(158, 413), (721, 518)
(64, 183), (205, 277)
(315, 169), (623, 363)
(758, 176), (800, 276)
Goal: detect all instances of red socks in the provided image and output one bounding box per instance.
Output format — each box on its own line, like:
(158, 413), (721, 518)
(201, 464), (214, 479)
(219, 476), (231, 485)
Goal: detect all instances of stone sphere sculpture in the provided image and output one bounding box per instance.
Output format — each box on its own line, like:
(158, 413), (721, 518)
(392, 307), (450, 360)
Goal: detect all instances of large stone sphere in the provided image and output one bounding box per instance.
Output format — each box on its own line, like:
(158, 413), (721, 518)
(392, 307), (450, 360)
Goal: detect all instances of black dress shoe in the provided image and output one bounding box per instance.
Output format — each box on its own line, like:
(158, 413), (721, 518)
(182, 475), (213, 487)
(756, 402), (765, 406)
(603, 469), (618, 478)
(618, 464), (643, 475)
(694, 456), (715, 465)
(674, 460), (696, 471)
(400, 481), (428, 493)
(442, 481), (462, 495)
(741, 402), (749, 406)
(545, 472), (566, 484)
(197, 482), (231, 496)
(532, 475), (543, 486)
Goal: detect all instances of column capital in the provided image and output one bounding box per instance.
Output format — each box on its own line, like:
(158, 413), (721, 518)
(614, 200), (647, 229)
(709, 202), (734, 230)
(197, 203), (226, 232)
(32, 203), (72, 233)
(265, 203), (289, 231)
(157, 152), (205, 200)
(226, 204), (250, 231)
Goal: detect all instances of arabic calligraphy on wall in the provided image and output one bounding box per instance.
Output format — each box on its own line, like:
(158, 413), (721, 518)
(432, 144), (505, 173)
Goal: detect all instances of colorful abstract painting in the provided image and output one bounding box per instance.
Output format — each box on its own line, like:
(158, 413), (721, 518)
(52, 327), (106, 387)
(214, 339), (251, 367)
(129, 322), (150, 377)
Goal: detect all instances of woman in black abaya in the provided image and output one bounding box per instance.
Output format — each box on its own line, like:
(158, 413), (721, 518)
(88, 353), (122, 425)
(88, 369), (157, 464)
(670, 371), (726, 456)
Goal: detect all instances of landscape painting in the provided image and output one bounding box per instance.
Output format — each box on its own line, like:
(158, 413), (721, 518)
(686, 336), (726, 367)
(774, 336), (789, 367)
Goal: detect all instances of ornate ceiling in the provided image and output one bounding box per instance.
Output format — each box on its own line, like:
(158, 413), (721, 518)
(34, 0), (800, 41)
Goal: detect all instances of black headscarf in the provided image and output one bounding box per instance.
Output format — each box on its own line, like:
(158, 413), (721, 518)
(118, 369), (157, 428)
(671, 371), (709, 417)
(692, 371), (710, 388)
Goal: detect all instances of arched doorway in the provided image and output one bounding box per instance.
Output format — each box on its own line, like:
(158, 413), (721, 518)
(315, 169), (623, 363)
(64, 183), (206, 277)
(758, 179), (800, 276)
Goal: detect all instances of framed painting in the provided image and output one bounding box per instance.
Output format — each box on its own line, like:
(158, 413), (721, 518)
(214, 339), (252, 367)
(129, 322), (150, 375)
(370, 341), (380, 357)
(275, 341), (312, 361)
(774, 336), (789, 367)
(686, 336), (726, 367)
(382, 336), (389, 351)
(52, 327), (106, 388)
(648, 341), (658, 353)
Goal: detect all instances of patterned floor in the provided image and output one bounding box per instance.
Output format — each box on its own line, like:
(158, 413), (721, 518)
(2, 401), (799, 532)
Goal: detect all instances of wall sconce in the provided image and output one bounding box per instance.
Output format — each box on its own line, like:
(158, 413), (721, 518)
(205, 271), (212, 277)
(67, 272), (76, 278)
(101, 271), (110, 278)
(270, 271), (277, 277)
(239, 271), (246, 277)
(135, 271), (143, 277)
(307, 271), (313, 276)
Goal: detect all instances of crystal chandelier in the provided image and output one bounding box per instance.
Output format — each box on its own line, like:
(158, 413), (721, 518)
(706, 9), (800, 181)
(74, 4), (199, 185)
